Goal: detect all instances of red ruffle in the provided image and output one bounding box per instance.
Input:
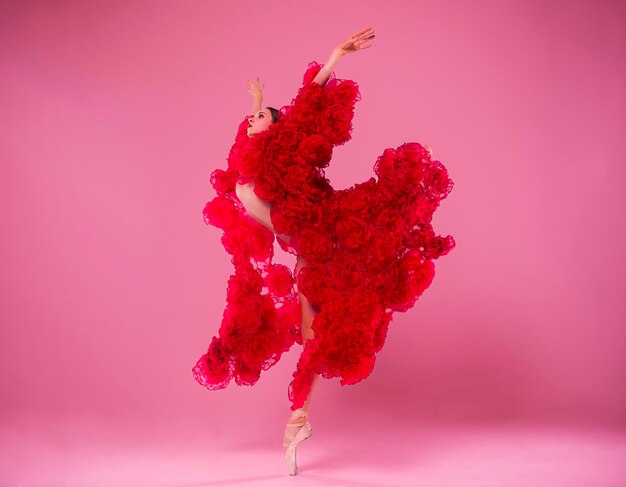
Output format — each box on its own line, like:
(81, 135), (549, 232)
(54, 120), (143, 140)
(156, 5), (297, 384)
(193, 61), (455, 410)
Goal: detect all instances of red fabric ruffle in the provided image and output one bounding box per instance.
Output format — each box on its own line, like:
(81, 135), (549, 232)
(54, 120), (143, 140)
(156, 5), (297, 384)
(193, 61), (455, 410)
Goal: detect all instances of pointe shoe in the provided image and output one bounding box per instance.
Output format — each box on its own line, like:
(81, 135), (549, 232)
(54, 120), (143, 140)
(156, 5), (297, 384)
(282, 408), (313, 475)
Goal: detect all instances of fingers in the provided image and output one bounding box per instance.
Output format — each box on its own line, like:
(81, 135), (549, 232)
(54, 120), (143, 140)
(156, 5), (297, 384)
(353, 26), (374, 38)
(246, 77), (265, 89)
(354, 28), (375, 42)
(350, 27), (375, 49)
(351, 38), (374, 50)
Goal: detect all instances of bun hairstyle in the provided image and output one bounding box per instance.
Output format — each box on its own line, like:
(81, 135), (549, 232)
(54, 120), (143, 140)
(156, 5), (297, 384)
(267, 106), (280, 124)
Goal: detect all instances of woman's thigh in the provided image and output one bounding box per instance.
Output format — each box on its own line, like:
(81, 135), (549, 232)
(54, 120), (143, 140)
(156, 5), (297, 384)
(235, 182), (273, 229)
(235, 182), (291, 243)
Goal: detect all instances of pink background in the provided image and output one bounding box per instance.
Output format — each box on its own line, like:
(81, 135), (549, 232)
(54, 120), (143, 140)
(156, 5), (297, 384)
(1, 0), (625, 484)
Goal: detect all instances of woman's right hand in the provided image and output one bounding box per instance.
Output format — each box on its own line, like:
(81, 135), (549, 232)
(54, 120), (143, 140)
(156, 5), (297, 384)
(246, 77), (264, 99)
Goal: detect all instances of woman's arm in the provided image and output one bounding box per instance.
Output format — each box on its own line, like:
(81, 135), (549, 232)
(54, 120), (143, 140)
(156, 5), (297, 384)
(312, 49), (343, 87)
(247, 77), (264, 114)
(312, 27), (376, 86)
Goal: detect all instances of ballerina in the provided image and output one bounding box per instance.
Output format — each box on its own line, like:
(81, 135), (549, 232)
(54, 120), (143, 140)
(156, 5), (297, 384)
(193, 26), (455, 475)
(239, 27), (377, 476)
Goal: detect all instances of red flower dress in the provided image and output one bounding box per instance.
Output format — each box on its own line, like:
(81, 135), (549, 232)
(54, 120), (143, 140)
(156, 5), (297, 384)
(193, 61), (455, 410)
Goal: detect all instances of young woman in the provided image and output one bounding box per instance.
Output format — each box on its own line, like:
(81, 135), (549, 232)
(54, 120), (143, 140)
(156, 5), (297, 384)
(194, 27), (455, 475)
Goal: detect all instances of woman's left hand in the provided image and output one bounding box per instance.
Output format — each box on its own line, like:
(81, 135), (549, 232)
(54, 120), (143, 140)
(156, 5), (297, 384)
(334, 27), (375, 56)
(246, 77), (264, 99)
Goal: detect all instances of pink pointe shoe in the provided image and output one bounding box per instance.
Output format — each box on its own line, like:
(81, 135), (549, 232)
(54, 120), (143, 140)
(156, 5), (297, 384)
(282, 408), (313, 475)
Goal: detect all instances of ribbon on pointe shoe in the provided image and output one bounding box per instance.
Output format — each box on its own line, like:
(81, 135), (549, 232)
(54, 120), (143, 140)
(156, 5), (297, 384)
(282, 408), (313, 452)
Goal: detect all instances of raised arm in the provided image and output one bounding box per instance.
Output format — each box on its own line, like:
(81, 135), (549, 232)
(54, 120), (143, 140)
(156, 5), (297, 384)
(312, 27), (376, 86)
(246, 77), (265, 115)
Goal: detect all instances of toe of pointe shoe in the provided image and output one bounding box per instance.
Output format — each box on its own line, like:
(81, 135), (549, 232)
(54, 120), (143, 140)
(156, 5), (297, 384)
(283, 423), (312, 475)
(284, 445), (297, 475)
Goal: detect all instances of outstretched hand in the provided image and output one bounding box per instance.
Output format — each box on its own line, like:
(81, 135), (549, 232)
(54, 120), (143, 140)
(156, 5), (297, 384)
(334, 27), (375, 56)
(246, 77), (264, 99)
(312, 27), (375, 86)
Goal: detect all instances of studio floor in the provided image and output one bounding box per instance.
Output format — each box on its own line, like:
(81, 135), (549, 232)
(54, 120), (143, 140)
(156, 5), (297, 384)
(1, 414), (624, 487)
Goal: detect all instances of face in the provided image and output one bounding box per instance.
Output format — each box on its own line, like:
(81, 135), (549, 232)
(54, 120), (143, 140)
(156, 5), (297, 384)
(246, 108), (273, 136)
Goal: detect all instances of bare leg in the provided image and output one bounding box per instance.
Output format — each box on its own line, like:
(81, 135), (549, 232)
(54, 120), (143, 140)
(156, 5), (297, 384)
(294, 254), (320, 413)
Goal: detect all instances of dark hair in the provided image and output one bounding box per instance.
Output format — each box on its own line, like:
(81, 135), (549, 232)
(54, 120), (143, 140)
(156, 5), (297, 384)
(267, 106), (280, 124)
